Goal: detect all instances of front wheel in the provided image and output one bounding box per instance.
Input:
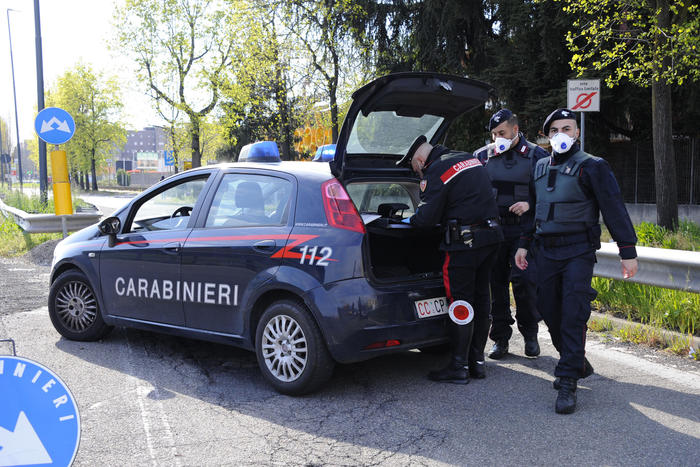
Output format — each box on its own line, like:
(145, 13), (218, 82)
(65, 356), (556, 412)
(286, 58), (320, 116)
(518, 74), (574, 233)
(255, 300), (334, 395)
(48, 270), (112, 341)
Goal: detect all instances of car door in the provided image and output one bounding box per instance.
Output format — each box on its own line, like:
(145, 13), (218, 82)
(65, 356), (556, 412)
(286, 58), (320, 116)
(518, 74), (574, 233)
(180, 170), (295, 335)
(99, 174), (212, 325)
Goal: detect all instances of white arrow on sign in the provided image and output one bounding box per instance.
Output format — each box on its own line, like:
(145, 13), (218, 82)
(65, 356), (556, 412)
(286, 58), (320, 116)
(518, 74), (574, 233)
(39, 117), (71, 134)
(0, 411), (53, 466)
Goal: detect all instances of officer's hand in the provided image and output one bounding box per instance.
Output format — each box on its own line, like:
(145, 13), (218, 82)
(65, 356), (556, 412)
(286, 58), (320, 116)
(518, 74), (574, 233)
(509, 201), (530, 216)
(514, 248), (528, 270)
(621, 258), (638, 279)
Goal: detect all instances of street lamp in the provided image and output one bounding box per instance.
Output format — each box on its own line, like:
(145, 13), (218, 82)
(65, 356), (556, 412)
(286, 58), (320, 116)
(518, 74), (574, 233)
(6, 8), (23, 190)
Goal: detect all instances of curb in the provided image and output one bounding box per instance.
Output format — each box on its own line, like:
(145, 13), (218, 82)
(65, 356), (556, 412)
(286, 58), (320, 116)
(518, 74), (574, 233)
(588, 310), (700, 351)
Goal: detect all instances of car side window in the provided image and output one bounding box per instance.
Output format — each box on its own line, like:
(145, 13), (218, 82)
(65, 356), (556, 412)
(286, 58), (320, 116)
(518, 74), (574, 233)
(205, 173), (292, 228)
(128, 176), (209, 233)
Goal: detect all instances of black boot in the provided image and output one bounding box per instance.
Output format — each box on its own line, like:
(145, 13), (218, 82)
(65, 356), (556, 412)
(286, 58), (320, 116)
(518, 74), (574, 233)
(555, 377), (577, 414)
(553, 358), (594, 389)
(524, 336), (540, 357)
(488, 340), (509, 360)
(468, 359), (486, 379)
(427, 357), (469, 384)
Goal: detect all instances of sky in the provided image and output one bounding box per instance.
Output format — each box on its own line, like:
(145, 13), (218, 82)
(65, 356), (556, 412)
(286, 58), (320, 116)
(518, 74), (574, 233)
(0, 0), (161, 144)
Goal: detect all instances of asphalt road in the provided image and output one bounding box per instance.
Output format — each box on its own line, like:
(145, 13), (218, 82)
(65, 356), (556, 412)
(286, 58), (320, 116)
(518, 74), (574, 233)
(0, 257), (698, 466)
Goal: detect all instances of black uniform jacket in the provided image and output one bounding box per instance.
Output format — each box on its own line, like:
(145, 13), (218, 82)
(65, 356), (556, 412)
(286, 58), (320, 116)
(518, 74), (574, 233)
(519, 143), (637, 260)
(410, 145), (498, 236)
(475, 134), (549, 238)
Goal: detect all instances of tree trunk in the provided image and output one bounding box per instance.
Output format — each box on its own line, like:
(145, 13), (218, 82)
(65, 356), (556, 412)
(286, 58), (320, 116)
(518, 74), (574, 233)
(90, 151), (98, 191)
(190, 116), (201, 168)
(652, 0), (678, 230)
(79, 172), (85, 191)
(329, 83), (338, 143)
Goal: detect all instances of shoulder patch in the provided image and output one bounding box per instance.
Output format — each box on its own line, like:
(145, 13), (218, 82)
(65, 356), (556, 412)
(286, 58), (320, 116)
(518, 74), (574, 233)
(440, 158), (482, 184)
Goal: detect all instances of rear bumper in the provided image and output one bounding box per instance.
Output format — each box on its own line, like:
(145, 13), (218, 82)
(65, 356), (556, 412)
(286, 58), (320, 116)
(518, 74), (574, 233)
(304, 278), (450, 363)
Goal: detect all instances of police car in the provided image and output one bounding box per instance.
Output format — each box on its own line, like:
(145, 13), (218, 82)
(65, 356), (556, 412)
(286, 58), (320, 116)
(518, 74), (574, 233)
(48, 72), (491, 395)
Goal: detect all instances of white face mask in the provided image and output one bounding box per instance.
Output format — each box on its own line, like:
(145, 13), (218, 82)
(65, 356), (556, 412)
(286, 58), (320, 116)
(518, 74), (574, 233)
(549, 132), (576, 153)
(494, 137), (514, 154)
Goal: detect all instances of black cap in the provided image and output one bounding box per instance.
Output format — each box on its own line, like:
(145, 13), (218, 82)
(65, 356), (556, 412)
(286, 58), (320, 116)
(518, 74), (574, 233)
(396, 135), (427, 168)
(543, 108), (578, 134)
(488, 109), (513, 131)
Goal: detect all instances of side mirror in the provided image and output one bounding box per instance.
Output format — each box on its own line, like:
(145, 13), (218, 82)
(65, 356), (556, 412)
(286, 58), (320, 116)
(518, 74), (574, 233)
(98, 216), (121, 247)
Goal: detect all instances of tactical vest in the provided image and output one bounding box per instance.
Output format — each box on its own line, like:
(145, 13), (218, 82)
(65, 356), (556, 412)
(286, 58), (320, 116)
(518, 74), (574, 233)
(486, 142), (536, 214)
(533, 150), (599, 235)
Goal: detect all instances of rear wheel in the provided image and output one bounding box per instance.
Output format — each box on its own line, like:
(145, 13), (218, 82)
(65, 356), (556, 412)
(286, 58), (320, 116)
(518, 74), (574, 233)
(255, 300), (334, 395)
(48, 270), (112, 341)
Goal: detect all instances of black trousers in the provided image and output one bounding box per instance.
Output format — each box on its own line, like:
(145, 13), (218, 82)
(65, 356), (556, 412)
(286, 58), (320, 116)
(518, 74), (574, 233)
(489, 235), (539, 342)
(536, 247), (597, 378)
(442, 244), (499, 363)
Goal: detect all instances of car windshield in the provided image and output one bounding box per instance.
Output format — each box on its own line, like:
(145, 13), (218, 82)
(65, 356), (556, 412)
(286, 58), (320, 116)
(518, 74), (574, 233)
(346, 111), (444, 155)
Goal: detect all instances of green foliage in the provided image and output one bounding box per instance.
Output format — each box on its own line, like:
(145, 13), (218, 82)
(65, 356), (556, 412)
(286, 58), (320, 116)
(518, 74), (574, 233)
(549, 0), (700, 88)
(116, 169), (131, 187)
(0, 215), (61, 257)
(42, 62), (126, 191)
(0, 186), (90, 214)
(588, 317), (614, 332)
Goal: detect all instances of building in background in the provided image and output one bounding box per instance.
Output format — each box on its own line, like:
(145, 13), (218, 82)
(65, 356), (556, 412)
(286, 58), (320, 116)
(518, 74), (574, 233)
(112, 126), (171, 186)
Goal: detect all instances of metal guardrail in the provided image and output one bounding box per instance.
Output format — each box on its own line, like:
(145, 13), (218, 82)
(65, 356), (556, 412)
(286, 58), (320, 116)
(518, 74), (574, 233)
(0, 198), (102, 233)
(595, 242), (700, 293)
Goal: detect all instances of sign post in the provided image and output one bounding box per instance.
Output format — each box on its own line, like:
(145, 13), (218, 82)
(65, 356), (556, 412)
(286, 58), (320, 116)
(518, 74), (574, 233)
(567, 79), (600, 152)
(34, 107), (76, 237)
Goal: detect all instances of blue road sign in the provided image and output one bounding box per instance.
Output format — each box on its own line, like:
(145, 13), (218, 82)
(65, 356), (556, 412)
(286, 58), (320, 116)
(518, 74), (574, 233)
(0, 355), (80, 466)
(164, 150), (175, 166)
(34, 107), (76, 145)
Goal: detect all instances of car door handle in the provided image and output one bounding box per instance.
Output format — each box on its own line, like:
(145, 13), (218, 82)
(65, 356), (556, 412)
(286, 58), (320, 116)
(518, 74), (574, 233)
(164, 241), (181, 253)
(252, 239), (277, 253)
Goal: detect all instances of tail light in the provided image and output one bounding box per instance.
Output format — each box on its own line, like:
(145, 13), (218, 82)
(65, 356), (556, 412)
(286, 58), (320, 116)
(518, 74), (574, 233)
(321, 178), (365, 233)
(364, 340), (401, 350)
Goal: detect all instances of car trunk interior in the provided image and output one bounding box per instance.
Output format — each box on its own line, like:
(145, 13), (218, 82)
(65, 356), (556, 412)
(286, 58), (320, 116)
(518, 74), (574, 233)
(364, 218), (444, 281)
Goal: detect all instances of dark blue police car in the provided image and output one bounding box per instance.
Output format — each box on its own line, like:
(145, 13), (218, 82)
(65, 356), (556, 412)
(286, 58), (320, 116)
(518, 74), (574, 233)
(48, 72), (491, 394)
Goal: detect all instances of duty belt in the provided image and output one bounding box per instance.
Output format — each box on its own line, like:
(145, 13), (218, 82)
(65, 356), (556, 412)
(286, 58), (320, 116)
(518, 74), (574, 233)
(446, 219), (500, 247)
(536, 231), (591, 247)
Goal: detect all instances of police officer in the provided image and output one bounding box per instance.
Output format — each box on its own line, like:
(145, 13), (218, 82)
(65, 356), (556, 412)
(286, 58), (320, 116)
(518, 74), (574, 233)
(400, 135), (503, 383)
(514, 108), (638, 414)
(474, 109), (548, 360)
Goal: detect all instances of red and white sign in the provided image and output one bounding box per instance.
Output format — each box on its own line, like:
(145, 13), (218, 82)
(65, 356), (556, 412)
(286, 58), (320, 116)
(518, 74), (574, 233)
(448, 300), (474, 325)
(567, 79), (600, 112)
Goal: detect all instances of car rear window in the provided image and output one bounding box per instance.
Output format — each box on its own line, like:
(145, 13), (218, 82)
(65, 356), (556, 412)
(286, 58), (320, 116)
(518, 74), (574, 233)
(346, 111), (443, 155)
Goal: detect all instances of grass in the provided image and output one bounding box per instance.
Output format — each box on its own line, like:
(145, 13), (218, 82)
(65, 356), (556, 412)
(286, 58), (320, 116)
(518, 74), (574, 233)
(0, 214), (62, 257)
(0, 185), (92, 214)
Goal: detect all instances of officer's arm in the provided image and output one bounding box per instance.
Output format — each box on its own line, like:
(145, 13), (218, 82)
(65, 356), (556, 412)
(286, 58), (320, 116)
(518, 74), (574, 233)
(582, 158), (637, 260)
(517, 165), (538, 251)
(410, 171), (449, 227)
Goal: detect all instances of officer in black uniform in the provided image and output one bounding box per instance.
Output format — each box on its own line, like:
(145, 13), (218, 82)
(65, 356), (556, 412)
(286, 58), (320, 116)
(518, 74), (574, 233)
(400, 135), (503, 383)
(474, 109), (548, 360)
(515, 108), (638, 414)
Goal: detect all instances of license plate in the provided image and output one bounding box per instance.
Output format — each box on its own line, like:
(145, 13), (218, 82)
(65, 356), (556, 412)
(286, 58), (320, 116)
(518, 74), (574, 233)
(415, 297), (448, 319)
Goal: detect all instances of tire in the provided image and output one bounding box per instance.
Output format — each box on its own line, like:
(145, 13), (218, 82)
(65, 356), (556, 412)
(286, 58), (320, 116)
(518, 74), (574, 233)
(255, 300), (334, 395)
(48, 270), (112, 341)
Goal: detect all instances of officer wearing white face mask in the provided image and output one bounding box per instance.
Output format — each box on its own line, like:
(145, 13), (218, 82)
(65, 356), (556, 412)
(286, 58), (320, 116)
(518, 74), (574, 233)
(514, 108), (638, 415)
(474, 109), (548, 362)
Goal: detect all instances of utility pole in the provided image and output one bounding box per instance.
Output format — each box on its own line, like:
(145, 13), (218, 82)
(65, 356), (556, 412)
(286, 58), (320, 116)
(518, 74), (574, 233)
(7, 8), (23, 190)
(34, 0), (47, 202)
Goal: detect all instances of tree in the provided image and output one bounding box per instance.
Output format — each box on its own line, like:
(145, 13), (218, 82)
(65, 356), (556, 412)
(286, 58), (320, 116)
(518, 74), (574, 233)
(283, 0), (365, 142)
(115, 0), (239, 168)
(551, 0), (700, 229)
(44, 63), (126, 191)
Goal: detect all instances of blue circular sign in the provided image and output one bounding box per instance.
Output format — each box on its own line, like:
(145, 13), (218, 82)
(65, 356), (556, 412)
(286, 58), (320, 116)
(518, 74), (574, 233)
(0, 355), (80, 466)
(34, 107), (76, 145)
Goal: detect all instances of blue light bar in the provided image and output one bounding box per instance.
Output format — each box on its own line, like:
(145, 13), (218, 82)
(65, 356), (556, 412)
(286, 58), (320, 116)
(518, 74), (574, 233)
(313, 144), (336, 162)
(239, 141), (281, 162)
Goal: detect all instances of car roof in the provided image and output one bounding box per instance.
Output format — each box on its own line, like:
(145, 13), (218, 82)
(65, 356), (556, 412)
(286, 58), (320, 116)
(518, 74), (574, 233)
(183, 160), (333, 179)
